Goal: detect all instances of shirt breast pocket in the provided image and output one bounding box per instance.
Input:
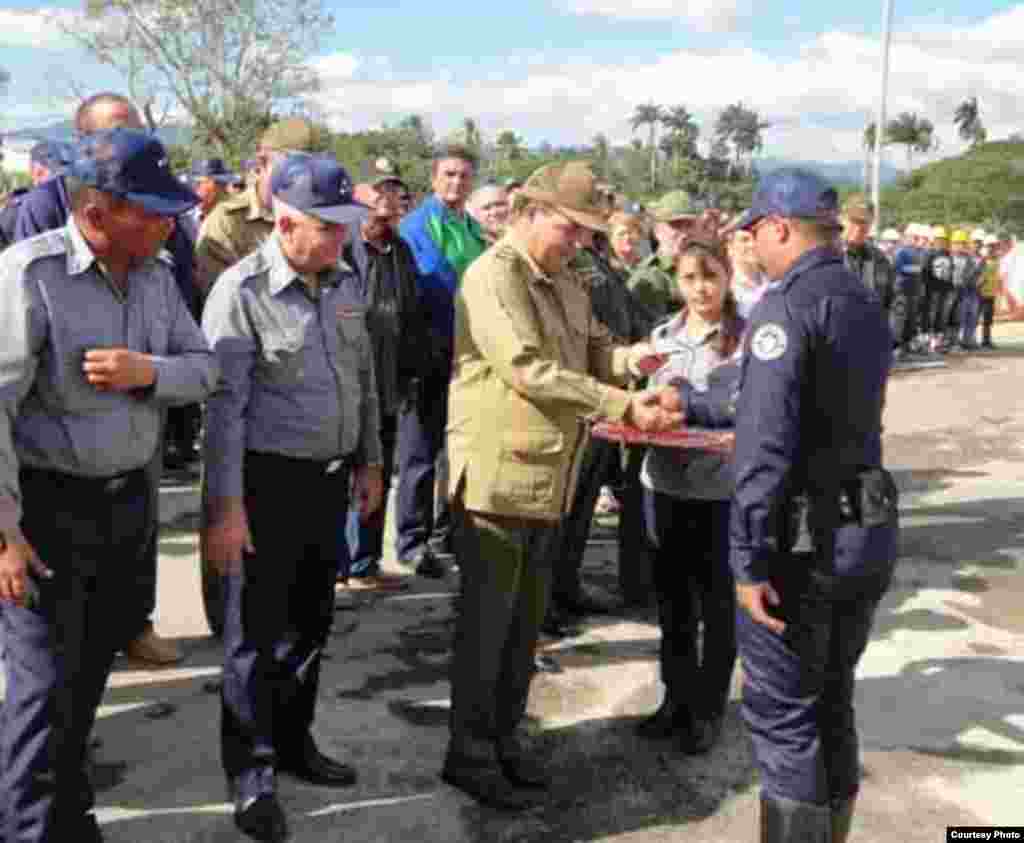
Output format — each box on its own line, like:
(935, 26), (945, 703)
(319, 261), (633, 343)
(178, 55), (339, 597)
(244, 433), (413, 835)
(260, 330), (306, 381)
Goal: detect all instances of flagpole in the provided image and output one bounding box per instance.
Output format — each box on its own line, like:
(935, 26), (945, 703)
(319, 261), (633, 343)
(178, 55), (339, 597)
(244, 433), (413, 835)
(871, 0), (895, 236)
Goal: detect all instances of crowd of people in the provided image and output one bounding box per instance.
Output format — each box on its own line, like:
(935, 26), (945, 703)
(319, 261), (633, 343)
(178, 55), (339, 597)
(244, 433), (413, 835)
(0, 89), (988, 843)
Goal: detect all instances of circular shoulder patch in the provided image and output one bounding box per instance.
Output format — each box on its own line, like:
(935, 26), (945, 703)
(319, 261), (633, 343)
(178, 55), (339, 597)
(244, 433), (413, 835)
(751, 322), (788, 361)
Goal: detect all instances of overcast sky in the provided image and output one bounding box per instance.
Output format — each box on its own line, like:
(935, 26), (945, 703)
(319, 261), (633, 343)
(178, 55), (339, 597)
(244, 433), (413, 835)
(2, 0), (1022, 165)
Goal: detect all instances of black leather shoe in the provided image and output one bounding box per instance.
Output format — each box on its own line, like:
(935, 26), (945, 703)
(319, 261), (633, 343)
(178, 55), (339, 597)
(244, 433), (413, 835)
(78, 813), (105, 843)
(540, 611), (582, 639)
(496, 740), (550, 789)
(635, 701), (689, 739)
(235, 794), (289, 842)
(556, 589), (616, 617)
(279, 747), (357, 787)
(441, 758), (542, 810)
(413, 550), (446, 579)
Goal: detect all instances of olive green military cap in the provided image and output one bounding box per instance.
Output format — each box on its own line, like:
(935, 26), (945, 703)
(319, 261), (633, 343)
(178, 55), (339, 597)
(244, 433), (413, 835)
(259, 117), (322, 153)
(841, 193), (874, 223)
(520, 160), (609, 232)
(650, 190), (700, 223)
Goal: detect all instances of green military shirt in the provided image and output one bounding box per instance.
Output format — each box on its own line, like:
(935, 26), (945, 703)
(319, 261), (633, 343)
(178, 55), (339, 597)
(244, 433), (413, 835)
(195, 183), (274, 292)
(627, 253), (680, 321)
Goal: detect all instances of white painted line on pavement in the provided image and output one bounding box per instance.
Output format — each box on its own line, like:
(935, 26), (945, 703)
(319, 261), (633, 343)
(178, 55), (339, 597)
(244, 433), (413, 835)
(306, 792), (438, 817)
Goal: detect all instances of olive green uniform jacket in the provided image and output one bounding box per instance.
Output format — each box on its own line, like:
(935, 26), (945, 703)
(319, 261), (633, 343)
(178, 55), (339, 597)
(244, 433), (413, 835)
(195, 183), (274, 292)
(447, 231), (633, 521)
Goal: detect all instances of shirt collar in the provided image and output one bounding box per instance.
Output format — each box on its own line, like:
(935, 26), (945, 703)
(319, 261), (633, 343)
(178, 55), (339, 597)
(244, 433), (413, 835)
(246, 183), (274, 224)
(775, 245), (842, 291)
(265, 232), (354, 297)
(65, 216), (101, 277)
(504, 229), (557, 286)
(660, 311), (720, 346)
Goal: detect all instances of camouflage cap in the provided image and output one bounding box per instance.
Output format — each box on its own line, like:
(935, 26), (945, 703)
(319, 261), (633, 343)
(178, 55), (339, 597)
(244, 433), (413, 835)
(841, 193), (874, 223)
(520, 160), (608, 232)
(259, 118), (322, 153)
(650, 190), (701, 223)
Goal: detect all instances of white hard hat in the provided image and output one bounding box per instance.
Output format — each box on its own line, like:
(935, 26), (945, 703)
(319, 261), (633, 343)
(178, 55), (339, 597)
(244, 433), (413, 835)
(881, 228), (901, 241)
(983, 234), (1000, 246)
(971, 228), (987, 242)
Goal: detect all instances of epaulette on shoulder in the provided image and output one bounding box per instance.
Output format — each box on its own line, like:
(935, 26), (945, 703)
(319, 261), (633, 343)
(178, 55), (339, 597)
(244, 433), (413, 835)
(221, 192), (251, 214)
(492, 243), (522, 265)
(2, 228), (69, 272)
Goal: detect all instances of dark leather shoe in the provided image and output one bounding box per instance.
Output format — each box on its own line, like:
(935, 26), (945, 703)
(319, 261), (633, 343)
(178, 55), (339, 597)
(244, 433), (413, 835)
(540, 611), (582, 639)
(441, 757), (542, 810)
(556, 589), (616, 616)
(635, 701), (689, 739)
(412, 550), (446, 579)
(279, 747), (357, 787)
(496, 739), (550, 789)
(235, 794), (288, 842)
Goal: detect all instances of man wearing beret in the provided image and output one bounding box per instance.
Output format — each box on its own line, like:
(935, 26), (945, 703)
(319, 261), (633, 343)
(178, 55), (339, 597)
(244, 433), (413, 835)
(195, 118), (323, 293)
(0, 128), (217, 843)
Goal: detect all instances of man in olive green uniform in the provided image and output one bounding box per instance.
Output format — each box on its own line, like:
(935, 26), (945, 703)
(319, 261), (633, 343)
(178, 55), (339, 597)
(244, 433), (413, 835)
(628, 190), (705, 320)
(195, 118), (323, 292)
(442, 161), (682, 810)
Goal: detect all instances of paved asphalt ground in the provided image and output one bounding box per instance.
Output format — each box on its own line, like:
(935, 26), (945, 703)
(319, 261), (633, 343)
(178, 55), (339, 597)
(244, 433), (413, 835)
(4, 326), (1024, 841)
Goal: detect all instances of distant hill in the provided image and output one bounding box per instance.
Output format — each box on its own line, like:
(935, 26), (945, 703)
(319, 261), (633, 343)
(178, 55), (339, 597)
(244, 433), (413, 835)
(878, 140), (1024, 232)
(756, 156), (901, 187)
(3, 120), (191, 148)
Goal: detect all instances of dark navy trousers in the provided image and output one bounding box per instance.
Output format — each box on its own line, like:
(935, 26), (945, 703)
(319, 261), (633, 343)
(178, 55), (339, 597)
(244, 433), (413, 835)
(221, 452), (349, 802)
(737, 561), (892, 805)
(644, 490), (737, 722)
(1, 466), (152, 843)
(343, 414), (398, 578)
(395, 377), (450, 560)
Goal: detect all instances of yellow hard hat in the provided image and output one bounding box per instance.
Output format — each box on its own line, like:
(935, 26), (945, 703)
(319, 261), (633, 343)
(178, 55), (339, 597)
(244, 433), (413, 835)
(931, 225), (948, 240)
(951, 230), (969, 244)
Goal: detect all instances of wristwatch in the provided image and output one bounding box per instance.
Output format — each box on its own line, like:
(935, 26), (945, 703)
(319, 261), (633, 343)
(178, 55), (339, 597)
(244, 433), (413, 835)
(0, 531), (7, 554)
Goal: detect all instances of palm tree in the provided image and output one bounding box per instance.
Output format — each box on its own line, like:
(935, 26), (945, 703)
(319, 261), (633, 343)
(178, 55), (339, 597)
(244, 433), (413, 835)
(953, 97), (987, 147)
(661, 105), (699, 180)
(863, 121), (879, 190)
(715, 102), (769, 177)
(461, 117), (482, 152)
(591, 133), (611, 180)
(886, 112), (936, 171)
(630, 102), (664, 192)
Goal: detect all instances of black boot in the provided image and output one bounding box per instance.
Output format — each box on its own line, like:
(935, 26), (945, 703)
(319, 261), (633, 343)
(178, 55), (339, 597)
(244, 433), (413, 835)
(760, 793), (831, 843)
(831, 796), (856, 843)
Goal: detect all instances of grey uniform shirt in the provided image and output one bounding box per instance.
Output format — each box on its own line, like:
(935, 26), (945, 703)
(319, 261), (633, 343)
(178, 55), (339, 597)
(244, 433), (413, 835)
(641, 314), (736, 502)
(0, 218), (218, 533)
(202, 232), (382, 501)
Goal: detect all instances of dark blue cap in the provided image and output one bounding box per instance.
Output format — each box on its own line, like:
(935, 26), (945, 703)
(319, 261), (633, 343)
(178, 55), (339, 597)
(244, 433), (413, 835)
(29, 140), (73, 172)
(66, 128), (199, 217)
(270, 153), (363, 224)
(189, 157), (235, 183)
(731, 168), (840, 232)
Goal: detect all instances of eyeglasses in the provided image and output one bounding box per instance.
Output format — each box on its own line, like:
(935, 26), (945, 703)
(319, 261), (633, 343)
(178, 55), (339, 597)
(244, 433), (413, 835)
(749, 216), (778, 239)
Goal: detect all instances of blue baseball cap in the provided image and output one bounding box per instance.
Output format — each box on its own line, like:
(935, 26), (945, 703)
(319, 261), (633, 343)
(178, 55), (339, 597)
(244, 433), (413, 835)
(270, 153), (364, 224)
(730, 168), (841, 232)
(66, 128), (199, 217)
(189, 157), (235, 183)
(29, 140), (73, 172)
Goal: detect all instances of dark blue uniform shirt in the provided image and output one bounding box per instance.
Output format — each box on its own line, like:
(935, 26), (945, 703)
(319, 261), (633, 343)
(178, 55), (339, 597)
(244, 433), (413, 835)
(729, 246), (893, 584)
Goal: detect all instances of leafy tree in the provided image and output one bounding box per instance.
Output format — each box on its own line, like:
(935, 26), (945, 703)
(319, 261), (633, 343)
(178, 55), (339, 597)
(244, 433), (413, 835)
(714, 102), (770, 177)
(886, 112), (936, 172)
(954, 96), (987, 147)
(660, 105), (699, 184)
(62, 0), (334, 159)
(495, 129), (525, 175)
(591, 133), (611, 181)
(630, 102), (664, 192)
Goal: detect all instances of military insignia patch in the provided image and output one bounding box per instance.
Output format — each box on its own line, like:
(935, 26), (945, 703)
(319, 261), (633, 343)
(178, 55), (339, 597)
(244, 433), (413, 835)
(751, 323), (788, 361)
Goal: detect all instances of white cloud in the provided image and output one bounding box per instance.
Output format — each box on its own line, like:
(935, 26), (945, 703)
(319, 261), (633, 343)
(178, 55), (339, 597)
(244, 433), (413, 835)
(308, 6), (1024, 168)
(0, 8), (80, 49)
(557, 0), (748, 33)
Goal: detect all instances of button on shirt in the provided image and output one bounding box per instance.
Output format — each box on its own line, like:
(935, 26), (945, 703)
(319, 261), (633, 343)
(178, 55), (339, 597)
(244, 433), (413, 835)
(641, 315), (736, 502)
(202, 232), (382, 501)
(0, 218), (218, 533)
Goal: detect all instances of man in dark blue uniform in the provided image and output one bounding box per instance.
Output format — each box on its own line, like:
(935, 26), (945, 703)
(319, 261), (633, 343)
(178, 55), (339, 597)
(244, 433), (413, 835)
(727, 170), (899, 843)
(0, 128), (216, 843)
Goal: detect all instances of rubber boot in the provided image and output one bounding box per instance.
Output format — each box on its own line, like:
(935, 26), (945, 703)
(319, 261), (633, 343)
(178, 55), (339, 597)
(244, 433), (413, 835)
(831, 796), (856, 843)
(760, 793), (831, 843)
